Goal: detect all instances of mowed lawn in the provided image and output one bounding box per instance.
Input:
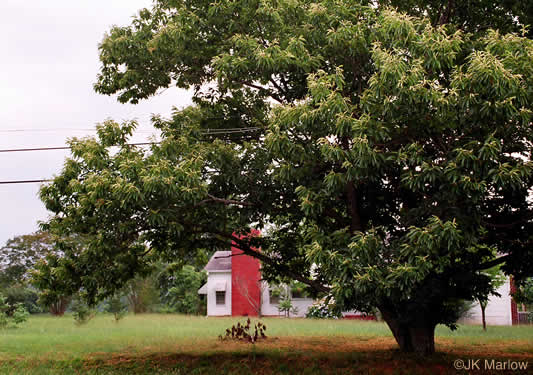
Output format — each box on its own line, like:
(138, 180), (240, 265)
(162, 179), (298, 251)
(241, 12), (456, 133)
(0, 314), (532, 374)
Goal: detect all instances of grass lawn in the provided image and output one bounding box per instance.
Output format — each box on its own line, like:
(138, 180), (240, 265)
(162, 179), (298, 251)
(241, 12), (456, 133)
(0, 314), (531, 374)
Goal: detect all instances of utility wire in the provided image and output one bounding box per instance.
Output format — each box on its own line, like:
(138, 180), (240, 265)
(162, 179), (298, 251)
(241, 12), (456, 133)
(0, 142), (158, 153)
(0, 179), (52, 185)
(0, 127), (263, 185)
(0, 127), (261, 153)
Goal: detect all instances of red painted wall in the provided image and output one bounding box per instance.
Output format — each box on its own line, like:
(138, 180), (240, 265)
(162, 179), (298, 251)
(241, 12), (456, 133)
(231, 230), (261, 316)
(510, 277), (519, 325)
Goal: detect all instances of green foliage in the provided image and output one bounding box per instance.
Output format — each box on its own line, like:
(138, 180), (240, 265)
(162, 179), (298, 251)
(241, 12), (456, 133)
(0, 231), (54, 287)
(290, 281), (310, 299)
(125, 274), (160, 314)
(0, 293), (29, 329)
(306, 300), (342, 319)
(219, 318), (267, 343)
(0, 232), (55, 314)
(478, 266), (506, 309)
(278, 295), (298, 318)
(513, 278), (533, 307)
(1, 284), (41, 314)
(71, 297), (95, 325)
(38, 0), (533, 354)
(380, 0), (533, 37)
(11, 304), (30, 325)
(104, 295), (128, 322)
(160, 265), (207, 314)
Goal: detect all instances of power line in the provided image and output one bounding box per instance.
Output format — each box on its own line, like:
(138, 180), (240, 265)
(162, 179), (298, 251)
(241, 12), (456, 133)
(0, 128), (157, 134)
(0, 127), (263, 185)
(0, 127), (261, 153)
(0, 179), (52, 185)
(0, 142), (158, 153)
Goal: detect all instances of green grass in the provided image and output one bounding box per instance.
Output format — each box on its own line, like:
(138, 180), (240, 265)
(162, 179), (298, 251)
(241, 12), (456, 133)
(0, 314), (531, 374)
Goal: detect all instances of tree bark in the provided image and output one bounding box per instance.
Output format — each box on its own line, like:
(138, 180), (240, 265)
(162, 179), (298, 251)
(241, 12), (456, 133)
(346, 181), (363, 233)
(380, 308), (437, 356)
(480, 301), (487, 331)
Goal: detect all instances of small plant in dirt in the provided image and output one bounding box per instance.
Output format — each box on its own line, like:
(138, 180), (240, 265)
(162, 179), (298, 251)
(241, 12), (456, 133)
(219, 318), (267, 343)
(105, 295), (128, 322)
(0, 293), (29, 329)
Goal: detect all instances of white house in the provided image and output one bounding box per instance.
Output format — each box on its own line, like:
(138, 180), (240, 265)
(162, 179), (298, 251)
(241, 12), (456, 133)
(199, 237), (520, 325)
(460, 278), (518, 326)
(198, 250), (233, 316)
(198, 238), (373, 319)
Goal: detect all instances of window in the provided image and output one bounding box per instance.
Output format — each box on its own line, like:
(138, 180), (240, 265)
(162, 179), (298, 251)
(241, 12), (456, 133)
(216, 291), (225, 305)
(269, 289), (280, 304)
(290, 283), (308, 299)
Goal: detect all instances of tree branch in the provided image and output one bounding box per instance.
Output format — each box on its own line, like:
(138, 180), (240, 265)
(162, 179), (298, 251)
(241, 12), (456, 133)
(237, 80), (284, 103)
(438, 0), (455, 25)
(214, 231), (330, 294)
(195, 194), (255, 208)
(477, 254), (510, 271)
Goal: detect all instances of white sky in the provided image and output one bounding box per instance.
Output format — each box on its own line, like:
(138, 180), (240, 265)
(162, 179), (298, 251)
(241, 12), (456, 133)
(0, 0), (193, 246)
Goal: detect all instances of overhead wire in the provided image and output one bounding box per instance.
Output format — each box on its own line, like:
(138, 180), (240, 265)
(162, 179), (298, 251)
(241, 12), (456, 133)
(0, 127), (263, 184)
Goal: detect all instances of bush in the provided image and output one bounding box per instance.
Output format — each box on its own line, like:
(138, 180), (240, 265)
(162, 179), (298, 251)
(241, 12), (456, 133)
(306, 300), (342, 319)
(11, 304), (29, 325)
(1, 285), (41, 314)
(159, 265), (207, 315)
(0, 293), (29, 328)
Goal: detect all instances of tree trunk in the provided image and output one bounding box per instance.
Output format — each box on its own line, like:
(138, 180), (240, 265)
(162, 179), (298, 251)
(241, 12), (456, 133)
(480, 301), (487, 331)
(380, 308), (436, 356)
(49, 297), (69, 316)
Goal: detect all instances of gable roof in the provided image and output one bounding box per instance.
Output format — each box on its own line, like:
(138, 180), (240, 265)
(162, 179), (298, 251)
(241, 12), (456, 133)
(204, 250), (232, 271)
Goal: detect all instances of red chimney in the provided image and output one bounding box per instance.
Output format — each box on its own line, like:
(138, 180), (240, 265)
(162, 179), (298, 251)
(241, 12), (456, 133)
(231, 230), (261, 316)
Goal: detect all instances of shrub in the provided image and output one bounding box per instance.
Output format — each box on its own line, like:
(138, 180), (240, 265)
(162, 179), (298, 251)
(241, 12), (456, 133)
(159, 265), (207, 315)
(2, 285), (41, 314)
(11, 304), (29, 325)
(306, 300), (342, 319)
(0, 293), (29, 328)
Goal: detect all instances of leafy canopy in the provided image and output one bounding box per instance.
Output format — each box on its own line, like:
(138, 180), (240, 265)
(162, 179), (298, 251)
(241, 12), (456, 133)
(37, 0), (532, 351)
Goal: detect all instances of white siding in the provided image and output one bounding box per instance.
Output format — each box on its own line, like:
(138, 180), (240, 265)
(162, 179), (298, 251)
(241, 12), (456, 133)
(459, 279), (513, 326)
(260, 283), (314, 317)
(206, 271), (232, 316)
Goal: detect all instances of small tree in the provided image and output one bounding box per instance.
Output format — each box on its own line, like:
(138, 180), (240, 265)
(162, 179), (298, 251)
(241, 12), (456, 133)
(277, 287), (298, 318)
(71, 296), (95, 325)
(105, 295), (128, 322)
(478, 266), (506, 331)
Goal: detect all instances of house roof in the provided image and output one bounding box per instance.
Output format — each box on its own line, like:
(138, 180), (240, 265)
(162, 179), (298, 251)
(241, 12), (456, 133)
(204, 250), (232, 271)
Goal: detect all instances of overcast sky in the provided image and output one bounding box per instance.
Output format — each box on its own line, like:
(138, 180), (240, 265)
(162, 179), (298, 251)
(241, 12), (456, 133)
(0, 0), (193, 246)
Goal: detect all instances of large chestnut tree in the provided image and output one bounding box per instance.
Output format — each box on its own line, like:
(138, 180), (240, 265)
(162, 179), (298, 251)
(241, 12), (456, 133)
(35, 0), (533, 355)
